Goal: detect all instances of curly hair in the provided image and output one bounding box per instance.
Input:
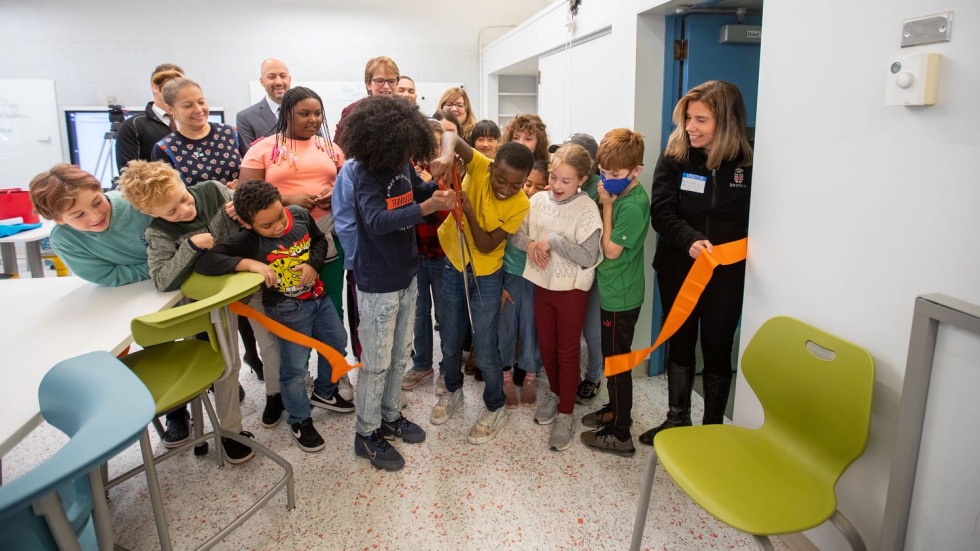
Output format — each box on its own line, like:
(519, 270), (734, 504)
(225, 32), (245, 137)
(338, 95), (436, 174)
(117, 160), (183, 213)
(28, 163), (102, 220)
(502, 114), (550, 161)
(234, 180), (281, 224)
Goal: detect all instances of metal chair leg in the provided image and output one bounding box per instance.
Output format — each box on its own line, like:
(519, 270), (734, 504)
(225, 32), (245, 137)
(629, 446), (660, 551)
(88, 468), (115, 550)
(831, 510), (866, 551)
(753, 535), (775, 551)
(138, 431), (173, 551)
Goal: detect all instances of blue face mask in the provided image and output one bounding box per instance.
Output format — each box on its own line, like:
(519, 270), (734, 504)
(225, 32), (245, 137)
(600, 173), (632, 195)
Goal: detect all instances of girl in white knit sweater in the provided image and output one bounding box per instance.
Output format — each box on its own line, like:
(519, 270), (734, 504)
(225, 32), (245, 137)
(513, 143), (602, 451)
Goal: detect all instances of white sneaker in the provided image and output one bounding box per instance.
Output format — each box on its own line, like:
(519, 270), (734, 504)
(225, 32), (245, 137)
(338, 374), (354, 402)
(534, 391), (558, 425)
(435, 374), (448, 396)
(467, 406), (509, 445)
(430, 389), (463, 425)
(549, 413), (574, 451)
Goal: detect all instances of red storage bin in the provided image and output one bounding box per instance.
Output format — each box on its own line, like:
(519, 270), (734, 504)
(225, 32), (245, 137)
(0, 189), (40, 224)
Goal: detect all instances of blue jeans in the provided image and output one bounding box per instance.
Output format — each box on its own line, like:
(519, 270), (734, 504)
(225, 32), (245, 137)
(411, 256), (445, 372)
(498, 271), (542, 373)
(582, 279), (603, 383)
(267, 295), (348, 426)
(355, 280), (417, 435)
(440, 260), (504, 410)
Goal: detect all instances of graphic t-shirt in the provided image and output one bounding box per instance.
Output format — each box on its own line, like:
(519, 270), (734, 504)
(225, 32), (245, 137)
(195, 205), (329, 306)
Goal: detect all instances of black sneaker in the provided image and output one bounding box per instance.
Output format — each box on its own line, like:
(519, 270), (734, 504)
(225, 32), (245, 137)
(261, 393), (285, 428)
(290, 418), (325, 452)
(381, 416), (426, 443)
(580, 426), (636, 457)
(354, 430), (405, 471)
(310, 390), (355, 413)
(163, 413), (190, 449)
(222, 431), (256, 464)
(575, 379), (601, 405)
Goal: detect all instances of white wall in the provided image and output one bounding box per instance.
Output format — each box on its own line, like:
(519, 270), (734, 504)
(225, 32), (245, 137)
(487, 0), (980, 549)
(740, 0), (980, 548)
(0, 0), (550, 162)
(483, 0), (669, 359)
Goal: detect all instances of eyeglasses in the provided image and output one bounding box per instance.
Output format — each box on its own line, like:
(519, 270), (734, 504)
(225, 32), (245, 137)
(442, 102), (466, 110)
(371, 77), (398, 87)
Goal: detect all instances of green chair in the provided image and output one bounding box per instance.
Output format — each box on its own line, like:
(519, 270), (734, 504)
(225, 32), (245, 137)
(630, 316), (875, 551)
(106, 272), (295, 551)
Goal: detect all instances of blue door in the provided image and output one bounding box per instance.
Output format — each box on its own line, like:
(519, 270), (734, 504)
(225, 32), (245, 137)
(650, 10), (762, 375)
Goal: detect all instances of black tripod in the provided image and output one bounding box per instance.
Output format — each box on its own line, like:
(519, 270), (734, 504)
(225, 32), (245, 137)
(92, 104), (126, 189)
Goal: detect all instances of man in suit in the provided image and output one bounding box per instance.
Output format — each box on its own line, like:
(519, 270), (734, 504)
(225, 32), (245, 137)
(115, 63), (184, 171)
(236, 58), (292, 152)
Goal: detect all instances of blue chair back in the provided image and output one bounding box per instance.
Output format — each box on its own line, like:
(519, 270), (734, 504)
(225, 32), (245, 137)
(0, 351), (155, 550)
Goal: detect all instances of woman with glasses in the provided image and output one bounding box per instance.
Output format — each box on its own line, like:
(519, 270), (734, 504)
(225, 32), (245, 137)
(335, 56), (401, 147)
(436, 87), (477, 141)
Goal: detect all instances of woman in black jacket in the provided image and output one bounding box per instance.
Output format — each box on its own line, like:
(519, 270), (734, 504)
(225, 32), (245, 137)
(641, 80), (753, 445)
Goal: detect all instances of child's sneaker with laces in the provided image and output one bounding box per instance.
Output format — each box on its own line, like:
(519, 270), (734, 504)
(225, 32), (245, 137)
(401, 368), (433, 390)
(430, 388), (463, 425)
(290, 418), (324, 453)
(575, 379), (600, 405)
(534, 391), (558, 425)
(310, 389), (355, 413)
(381, 415), (426, 443)
(466, 406), (509, 445)
(355, 430), (405, 471)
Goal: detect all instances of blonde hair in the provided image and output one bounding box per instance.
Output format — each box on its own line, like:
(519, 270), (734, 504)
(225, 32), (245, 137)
(549, 143), (593, 180)
(597, 128), (645, 172)
(502, 114), (550, 162)
(665, 80), (753, 170)
(28, 163), (102, 220)
(117, 160), (183, 212)
(437, 87), (476, 139)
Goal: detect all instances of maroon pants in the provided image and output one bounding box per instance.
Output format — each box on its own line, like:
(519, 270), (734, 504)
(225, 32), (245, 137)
(534, 287), (589, 414)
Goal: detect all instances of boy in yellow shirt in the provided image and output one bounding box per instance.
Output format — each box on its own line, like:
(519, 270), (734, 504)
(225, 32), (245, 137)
(428, 135), (534, 445)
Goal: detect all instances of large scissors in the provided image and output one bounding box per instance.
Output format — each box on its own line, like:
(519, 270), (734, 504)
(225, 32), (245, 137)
(437, 161), (482, 329)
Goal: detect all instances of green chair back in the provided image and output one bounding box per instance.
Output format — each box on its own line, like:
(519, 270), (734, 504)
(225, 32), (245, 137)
(741, 316), (876, 480)
(130, 273), (263, 349)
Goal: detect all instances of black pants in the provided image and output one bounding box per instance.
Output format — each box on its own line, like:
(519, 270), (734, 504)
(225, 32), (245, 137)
(657, 272), (743, 380)
(602, 306), (640, 431)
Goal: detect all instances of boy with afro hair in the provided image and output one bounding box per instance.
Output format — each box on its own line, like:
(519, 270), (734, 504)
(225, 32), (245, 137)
(338, 95), (456, 471)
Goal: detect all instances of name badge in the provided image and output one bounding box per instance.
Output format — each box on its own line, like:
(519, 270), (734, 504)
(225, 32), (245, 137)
(680, 173), (706, 194)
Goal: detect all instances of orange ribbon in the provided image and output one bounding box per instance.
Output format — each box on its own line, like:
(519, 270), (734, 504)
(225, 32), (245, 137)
(229, 301), (361, 383)
(603, 238), (748, 377)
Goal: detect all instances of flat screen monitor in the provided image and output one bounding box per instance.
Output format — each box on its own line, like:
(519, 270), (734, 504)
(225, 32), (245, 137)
(65, 107), (225, 188)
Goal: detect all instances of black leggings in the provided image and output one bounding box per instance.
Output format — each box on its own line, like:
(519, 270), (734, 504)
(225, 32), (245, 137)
(657, 272), (743, 380)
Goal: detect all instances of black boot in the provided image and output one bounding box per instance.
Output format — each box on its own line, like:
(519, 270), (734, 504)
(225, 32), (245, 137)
(238, 315), (264, 381)
(639, 362), (694, 445)
(701, 373), (732, 425)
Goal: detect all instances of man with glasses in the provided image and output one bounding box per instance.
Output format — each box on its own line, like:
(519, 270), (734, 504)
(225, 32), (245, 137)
(335, 56), (400, 147)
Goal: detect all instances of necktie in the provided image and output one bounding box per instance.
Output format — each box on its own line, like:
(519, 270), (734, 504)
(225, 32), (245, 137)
(168, 116), (176, 132)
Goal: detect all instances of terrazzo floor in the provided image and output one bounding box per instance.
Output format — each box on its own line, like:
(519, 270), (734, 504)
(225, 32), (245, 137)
(3, 252), (790, 550)
(4, 358), (789, 551)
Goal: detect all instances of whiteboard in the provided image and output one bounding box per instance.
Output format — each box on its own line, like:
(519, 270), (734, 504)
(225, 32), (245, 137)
(247, 80), (463, 135)
(0, 80), (64, 189)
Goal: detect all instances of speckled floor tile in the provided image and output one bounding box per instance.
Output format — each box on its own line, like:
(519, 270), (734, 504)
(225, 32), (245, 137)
(3, 339), (789, 551)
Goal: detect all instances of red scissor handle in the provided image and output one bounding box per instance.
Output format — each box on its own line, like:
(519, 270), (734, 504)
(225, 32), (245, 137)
(437, 161), (465, 231)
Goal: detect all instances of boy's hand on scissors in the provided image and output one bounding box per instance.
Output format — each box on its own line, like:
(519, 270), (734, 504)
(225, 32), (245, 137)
(499, 288), (514, 313)
(429, 154), (453, 181)
(421, 189), (456, 216)
(292, 263), (317, 287)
